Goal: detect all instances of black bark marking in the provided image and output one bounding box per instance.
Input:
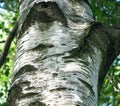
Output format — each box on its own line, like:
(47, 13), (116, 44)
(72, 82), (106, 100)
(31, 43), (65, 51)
(13, 64), (37, 81)
(31, 44), (54, 51)
(21, 2), (67, 35)
(29, 101), (46, 106)
(77, 78), (95, 96)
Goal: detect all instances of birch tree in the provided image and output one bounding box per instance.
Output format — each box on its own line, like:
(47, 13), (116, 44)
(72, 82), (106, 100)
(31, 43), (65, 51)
(7, 0), (120, 106)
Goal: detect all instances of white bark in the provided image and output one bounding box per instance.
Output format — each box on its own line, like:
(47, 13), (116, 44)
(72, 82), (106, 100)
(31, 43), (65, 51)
(13, 22), (100, 106)
(7, 0), (120, 106)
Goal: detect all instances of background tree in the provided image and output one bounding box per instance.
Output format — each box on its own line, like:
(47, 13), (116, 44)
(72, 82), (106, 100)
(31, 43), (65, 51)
(92, 0), (120, 105)
(0, 0), (119, 106)
(0, 0), (18, 105)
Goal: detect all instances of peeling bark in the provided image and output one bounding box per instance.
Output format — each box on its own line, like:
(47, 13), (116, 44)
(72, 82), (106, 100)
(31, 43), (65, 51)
(7, 0), (120, 106)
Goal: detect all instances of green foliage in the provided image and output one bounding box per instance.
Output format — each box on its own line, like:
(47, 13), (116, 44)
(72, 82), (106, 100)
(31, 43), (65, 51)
(92, 0), (120, 25)
(0, 8), (17, 105)
(0, 0), (18, 12)
(99, 57), (120, 106)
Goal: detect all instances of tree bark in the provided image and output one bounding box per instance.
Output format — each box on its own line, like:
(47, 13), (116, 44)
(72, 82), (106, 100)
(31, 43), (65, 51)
(7, 0), (120, 106)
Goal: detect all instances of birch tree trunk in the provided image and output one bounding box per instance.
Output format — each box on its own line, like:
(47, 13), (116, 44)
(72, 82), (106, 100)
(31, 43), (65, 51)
(7, 0), (120, 106)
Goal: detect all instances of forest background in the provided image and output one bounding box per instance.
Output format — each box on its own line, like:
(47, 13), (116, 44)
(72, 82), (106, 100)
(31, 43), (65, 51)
(0, 0), (120, 106)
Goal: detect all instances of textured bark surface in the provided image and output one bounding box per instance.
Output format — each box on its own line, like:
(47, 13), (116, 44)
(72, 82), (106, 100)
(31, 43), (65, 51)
(7, 0), (120, 106)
